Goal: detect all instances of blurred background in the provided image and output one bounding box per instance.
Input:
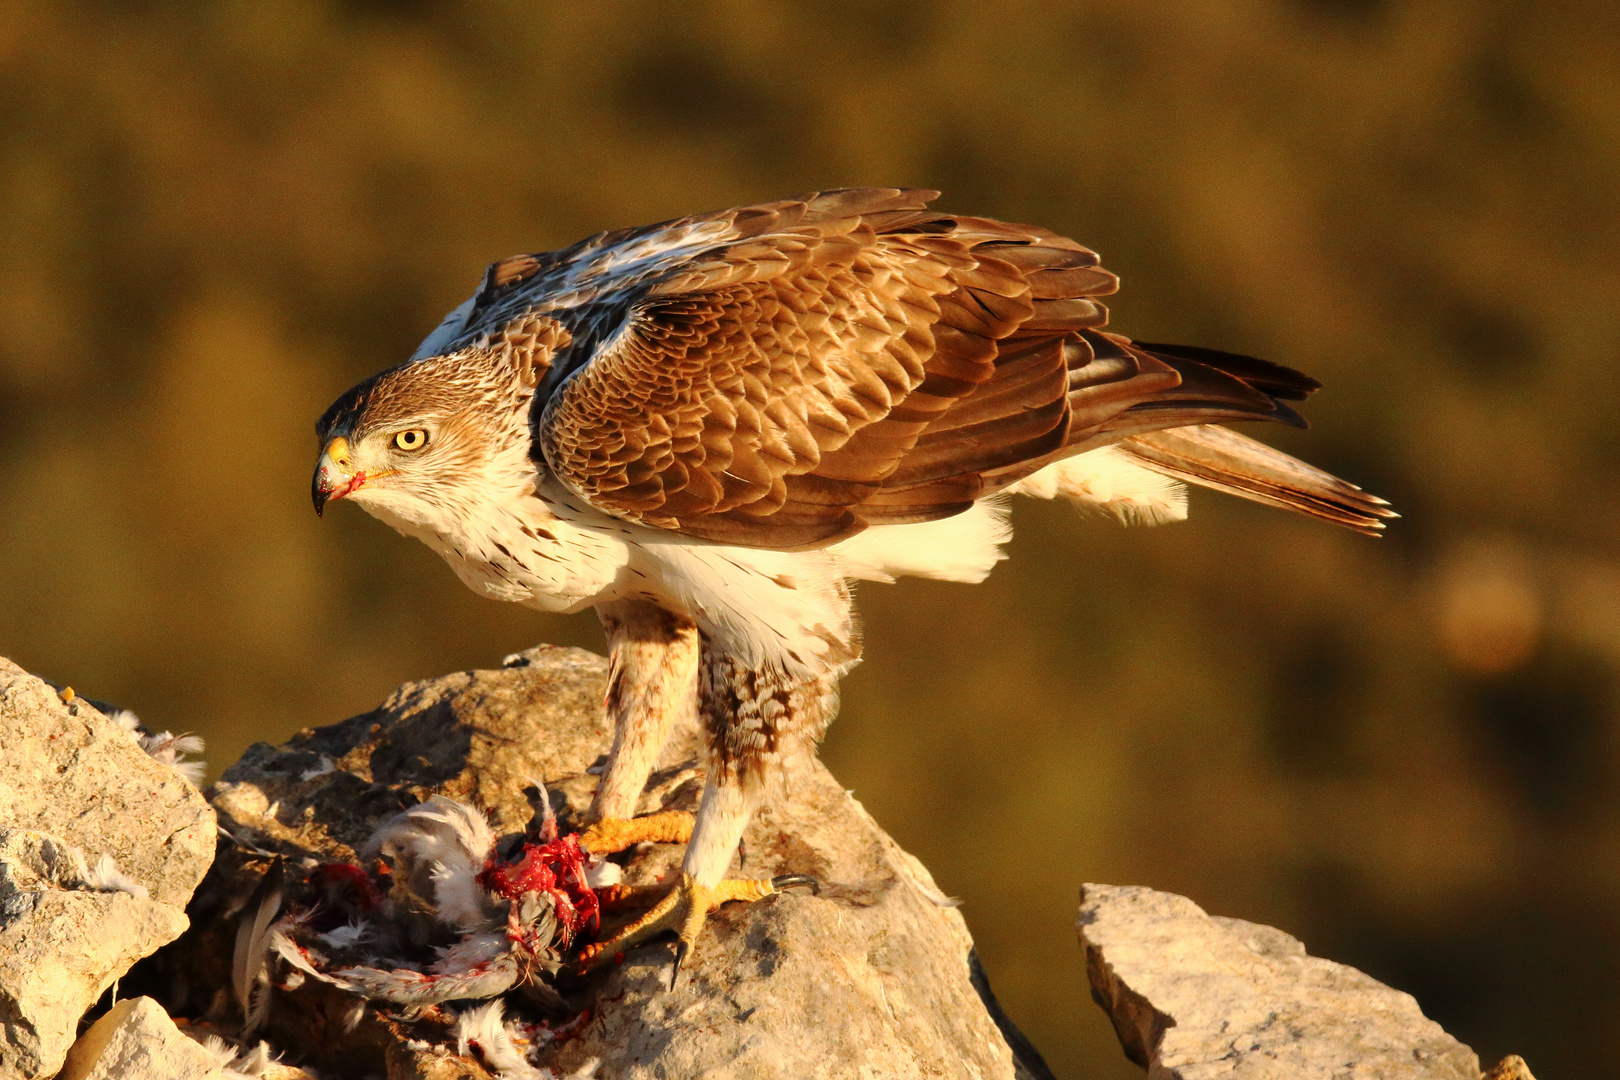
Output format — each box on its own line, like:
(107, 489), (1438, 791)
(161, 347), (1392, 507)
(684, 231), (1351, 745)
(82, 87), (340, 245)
(0, 0), (1615, 1074)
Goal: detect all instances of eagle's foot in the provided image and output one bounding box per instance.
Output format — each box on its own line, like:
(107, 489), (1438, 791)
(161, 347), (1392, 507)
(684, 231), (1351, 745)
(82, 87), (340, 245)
(577, 871), (819, 985)
(593, 881), (669, 910)
(577, 809), (694, 856)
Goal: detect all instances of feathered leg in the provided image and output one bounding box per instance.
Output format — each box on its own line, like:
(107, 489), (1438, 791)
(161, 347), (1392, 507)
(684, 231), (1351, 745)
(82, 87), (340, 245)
(578, 600), (700, 855)
(578, 646), (834, 979)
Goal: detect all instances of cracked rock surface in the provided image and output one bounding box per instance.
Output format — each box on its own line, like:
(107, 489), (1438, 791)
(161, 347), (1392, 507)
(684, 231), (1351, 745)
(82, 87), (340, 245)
(0, 660), (215, 1080)
(1078, 883), (1489, 1080)
(154, 645), (1046, 1080)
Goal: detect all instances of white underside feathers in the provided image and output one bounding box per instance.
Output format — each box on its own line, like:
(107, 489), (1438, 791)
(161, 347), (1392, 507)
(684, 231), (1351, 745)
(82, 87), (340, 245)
(1006, 446), (1188, 526)
(831, 499), (1012, 585)
(632, 541), (858, 672)
(826, 447), (1186, 591)
(369, 429), (1188, 683)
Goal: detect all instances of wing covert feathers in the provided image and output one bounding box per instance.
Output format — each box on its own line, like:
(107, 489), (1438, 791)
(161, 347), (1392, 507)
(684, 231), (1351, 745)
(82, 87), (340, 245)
(514, 187), (1388, 545)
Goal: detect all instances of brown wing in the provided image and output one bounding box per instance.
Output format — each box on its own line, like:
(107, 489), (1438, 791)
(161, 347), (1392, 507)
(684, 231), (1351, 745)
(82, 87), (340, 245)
(538, 188), (1341, 549)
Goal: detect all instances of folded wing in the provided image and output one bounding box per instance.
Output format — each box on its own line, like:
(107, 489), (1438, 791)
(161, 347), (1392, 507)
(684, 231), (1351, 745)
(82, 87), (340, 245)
(527, 188), (1388, 548)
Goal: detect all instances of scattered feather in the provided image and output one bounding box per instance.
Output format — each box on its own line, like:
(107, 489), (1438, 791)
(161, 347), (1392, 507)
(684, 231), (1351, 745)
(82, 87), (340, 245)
(228, 1040), (277, 1077)
(317, 921), (373, 949)
(193, 1034), (240, 1070)
(108, 708), (209, 784)
(109, 709), (141, 737)
(67, 848), (151, 900)
(454, 1000), (553, 1080)
(267, 921), (345, 986)
(141, 731), (208, 784)
(224, 1041), (278, 1078)
(895, 854), (963, 908)
(189, 1032), (283, 1079)
(86, 853), (150, 900)
(233, 859), (285, 1034)
(216, 823), (282, 861)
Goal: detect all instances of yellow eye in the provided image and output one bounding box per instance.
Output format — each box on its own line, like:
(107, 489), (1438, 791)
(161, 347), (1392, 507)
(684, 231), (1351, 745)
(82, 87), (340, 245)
(393, 429), (429, 452)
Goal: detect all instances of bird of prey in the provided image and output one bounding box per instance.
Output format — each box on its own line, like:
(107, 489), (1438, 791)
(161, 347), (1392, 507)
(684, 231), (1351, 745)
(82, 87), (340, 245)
(312, 187), (1392, 979)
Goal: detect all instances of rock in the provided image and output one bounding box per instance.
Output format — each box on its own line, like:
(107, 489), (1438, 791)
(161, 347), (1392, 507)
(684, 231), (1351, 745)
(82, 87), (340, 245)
(60, 999), (322, 1080)
(0, 830), (191, 1080)
(155, 645), (1046, 1080)
(0, 658), (215, 908)
(0, 657), (216, 1080)
(257, 1062), (323, 1080)
(1483, 1056), (1536, 1080)
(56, 997), (222, 1080)
(1077, 883), (1487, 1079)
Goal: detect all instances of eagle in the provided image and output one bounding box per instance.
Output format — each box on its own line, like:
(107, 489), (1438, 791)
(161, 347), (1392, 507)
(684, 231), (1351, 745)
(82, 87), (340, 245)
(312, 188), (1392, 980)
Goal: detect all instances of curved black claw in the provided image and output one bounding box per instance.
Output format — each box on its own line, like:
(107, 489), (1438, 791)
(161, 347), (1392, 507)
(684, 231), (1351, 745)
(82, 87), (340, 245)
(771, 873), (822, 896)
(669, 940), (689, 991)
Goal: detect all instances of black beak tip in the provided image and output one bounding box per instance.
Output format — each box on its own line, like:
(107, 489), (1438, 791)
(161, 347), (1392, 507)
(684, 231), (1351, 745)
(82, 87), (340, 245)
(312, 478), (329, 518)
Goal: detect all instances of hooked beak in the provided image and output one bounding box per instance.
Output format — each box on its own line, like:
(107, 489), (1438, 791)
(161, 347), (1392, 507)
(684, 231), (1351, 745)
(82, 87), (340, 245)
(312, 436), (365, 516)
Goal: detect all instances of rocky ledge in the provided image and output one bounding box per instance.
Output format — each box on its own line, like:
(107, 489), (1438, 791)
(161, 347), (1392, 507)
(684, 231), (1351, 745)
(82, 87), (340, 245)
(0, 645), (1538, 1079)
(135, 646), (1044, 1080)
(1078, 883), (1535, 1080)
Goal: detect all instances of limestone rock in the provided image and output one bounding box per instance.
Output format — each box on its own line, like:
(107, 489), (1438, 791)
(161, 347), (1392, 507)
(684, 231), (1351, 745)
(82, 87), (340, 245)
(0, 829), (192, 1080)
(1483, 1056), (1536, 1080)
(57, 997), (222, 1080)
(0, 658), (215, 908)
(0, 835), (195, 1075)
(159, 646), (1044, 1080)
(0, 653), (214, 1080)
(1078, 883), (1484, 1079)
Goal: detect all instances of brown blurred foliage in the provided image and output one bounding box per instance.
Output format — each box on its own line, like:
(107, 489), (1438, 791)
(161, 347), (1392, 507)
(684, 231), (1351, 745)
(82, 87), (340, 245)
(2, 1), (1617, 1075)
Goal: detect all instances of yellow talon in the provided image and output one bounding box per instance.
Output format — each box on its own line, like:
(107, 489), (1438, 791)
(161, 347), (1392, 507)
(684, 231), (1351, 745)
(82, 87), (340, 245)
(578, 810), (694, 855)
(577, 872), (819, 985)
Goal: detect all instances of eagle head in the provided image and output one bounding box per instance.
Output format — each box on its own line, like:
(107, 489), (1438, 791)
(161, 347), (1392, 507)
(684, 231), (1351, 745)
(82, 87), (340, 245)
(312, 345), (543, 534)
(313, 317), (565, 524)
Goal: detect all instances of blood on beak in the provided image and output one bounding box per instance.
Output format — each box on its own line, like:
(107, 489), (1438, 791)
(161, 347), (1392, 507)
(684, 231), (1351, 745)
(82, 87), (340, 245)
(312, 436), (365, 516)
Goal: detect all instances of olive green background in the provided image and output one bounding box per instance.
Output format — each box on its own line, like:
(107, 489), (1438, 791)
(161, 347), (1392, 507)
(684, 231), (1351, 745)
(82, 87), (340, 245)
(1, 2), (1615, 1075)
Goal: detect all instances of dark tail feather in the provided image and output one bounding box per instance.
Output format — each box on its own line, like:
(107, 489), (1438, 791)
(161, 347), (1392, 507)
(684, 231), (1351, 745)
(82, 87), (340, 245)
(1118, 424), (1397, 536)
(1075, 333), (1313, 443)
(1128, 340), (1321, 402)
